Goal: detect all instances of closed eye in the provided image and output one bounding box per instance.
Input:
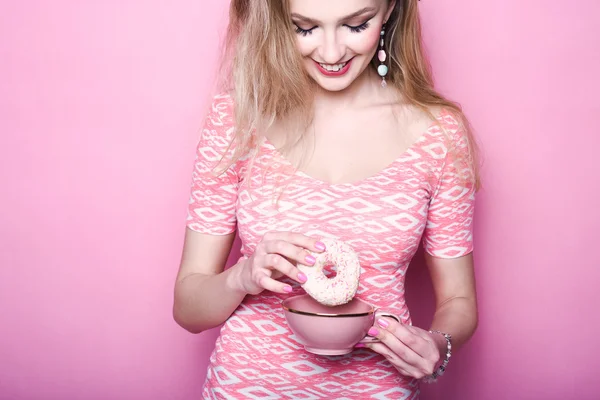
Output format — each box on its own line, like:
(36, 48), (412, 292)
(294, 18), (371, 36)
(346, 21), (370, 33)
(294, 25), (317, 37)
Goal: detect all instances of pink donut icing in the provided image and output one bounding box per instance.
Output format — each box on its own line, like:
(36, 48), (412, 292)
(297, 238), (361, 306)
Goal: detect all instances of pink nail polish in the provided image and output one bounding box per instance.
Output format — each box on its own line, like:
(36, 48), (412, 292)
(283, 285), (293, 293)
(377, 319), (389, 328)
(315, 241), (326, 251)
(305, 255), (316, 265)
(297, 272), (308, 283)
(368, 327), (379, 336)
(355, 343), (366, 348)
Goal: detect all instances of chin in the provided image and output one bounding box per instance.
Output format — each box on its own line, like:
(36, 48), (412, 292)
(312, 78), (353, 92)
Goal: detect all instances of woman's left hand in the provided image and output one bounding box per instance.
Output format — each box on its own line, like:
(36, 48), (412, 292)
(361, 317), (445, 379)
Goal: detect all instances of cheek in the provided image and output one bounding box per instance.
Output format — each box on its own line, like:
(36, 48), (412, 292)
(296, 38), (316, 57)
(350, 29), (381, 54)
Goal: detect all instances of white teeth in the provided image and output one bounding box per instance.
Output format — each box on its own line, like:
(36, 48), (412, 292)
(319, 62), (347, 72)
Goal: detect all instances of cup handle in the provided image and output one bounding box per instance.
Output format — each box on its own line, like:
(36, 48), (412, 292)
(359, 311), (402, 344)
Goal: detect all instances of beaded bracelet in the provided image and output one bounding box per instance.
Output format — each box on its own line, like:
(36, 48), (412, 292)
(422, 330), (452, 383)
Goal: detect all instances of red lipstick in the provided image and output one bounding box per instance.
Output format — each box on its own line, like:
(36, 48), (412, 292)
(314, 58), (353, 77)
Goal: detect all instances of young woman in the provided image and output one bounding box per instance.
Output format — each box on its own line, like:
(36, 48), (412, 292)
(174, 0), (479, 398)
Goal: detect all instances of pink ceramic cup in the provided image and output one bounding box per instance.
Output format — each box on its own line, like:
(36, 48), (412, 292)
(281, 294), (400, 356)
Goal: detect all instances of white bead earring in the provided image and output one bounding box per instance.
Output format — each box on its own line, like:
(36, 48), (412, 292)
(377, 23), (388, 88)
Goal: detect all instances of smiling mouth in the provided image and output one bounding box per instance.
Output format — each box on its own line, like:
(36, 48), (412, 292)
(317, 60), (350, 72)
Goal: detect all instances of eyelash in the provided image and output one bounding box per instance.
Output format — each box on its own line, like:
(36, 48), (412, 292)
(294, 21), (371, 37)
(294, 26), (316, 37)
(348, 21), (370, 33)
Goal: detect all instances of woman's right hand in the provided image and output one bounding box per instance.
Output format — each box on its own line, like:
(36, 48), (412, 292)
(233, 231), (326, 295)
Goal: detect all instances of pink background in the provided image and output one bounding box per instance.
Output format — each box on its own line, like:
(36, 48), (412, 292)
(1, 1), (599, 399)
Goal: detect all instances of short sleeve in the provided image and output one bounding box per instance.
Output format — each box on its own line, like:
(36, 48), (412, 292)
(422, 116), (476, 258)
(186, 94), (239, 235)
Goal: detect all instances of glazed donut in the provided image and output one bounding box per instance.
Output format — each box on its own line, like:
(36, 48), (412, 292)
(297, 238), (361, 306)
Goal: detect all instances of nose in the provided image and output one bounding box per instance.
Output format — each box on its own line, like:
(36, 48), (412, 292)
(319, 30), (345, 64)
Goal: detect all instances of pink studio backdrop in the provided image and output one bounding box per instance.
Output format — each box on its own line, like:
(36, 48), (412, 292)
(1, 1), (599, 399)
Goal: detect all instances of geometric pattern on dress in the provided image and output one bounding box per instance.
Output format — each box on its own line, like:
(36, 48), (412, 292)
(189, 94), (475, 399)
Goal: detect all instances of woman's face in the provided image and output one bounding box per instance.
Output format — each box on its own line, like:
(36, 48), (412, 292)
(289, 0), (395, 92)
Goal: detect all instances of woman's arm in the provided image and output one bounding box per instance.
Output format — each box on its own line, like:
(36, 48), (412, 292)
(361, 252), (478, 379)
(173, 229), (246, 334)
(426, 252), (478, 353)
(173, 228), (323, 334)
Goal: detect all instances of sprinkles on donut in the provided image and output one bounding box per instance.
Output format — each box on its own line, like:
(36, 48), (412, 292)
(297, 238), (361, 306)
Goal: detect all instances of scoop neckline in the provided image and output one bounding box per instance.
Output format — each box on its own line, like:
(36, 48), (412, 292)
(260, 110), (447, 187)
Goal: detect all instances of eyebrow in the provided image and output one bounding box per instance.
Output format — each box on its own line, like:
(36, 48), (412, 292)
(291, 7), (377, 24)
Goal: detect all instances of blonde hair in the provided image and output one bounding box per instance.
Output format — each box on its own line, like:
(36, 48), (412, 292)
(217, 0), (481, 189)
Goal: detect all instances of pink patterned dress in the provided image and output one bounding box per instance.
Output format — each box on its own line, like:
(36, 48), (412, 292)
(187, 93), (475, 399)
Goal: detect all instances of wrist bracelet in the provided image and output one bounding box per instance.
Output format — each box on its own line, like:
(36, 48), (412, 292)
(423, 330), (452, 383)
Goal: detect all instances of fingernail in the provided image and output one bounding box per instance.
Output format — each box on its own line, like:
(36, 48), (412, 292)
(377, 319), (389, 328)
(305, 255), (316, 265)
(355, 343), (366, 348)
(283, 285), (293, 293)
(315, 241), (326, 251)
(368, 328), (379, 336)
(297, 272), (308, 283)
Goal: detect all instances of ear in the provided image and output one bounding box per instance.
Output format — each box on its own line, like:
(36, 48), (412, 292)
(384, 0), (397, 23)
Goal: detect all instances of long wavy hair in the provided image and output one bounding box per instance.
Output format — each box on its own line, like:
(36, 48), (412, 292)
(217, 0), (480, 189)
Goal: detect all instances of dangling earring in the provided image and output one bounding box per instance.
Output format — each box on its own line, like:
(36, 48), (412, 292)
(377, 23), (389, 88)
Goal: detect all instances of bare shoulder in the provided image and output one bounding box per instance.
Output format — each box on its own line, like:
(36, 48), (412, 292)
(388, 103), (441, 142)
(428, 105), (446, 120)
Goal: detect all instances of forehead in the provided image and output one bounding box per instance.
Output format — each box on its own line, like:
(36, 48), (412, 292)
(289, 0), (382, 21)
